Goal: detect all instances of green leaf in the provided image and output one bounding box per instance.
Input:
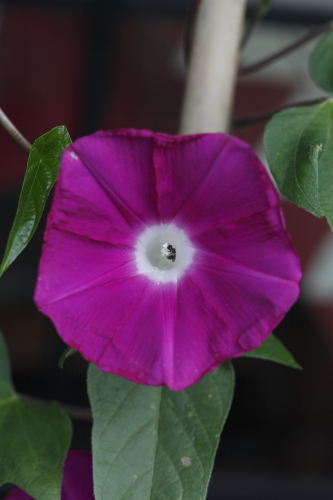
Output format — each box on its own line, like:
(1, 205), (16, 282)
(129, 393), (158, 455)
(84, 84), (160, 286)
(264, 100), (333, 228)
(0, 331), (72, 500)
(88, 362), (234, 500)
(243, 333), (301, 369)
(0, 400), (72, 500)
(0, 126), (72, 277)
(309, 29), (333, 92)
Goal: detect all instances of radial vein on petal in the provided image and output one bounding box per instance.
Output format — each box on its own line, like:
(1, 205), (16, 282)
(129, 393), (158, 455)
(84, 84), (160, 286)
(72, 145), (155, 233)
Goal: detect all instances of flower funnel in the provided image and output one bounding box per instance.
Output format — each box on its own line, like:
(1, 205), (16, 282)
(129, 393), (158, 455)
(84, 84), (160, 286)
(34, 130), (301, 390)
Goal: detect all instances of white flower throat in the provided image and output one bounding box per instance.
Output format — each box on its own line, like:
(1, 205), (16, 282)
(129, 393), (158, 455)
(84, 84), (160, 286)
(135, 223), (195, 283)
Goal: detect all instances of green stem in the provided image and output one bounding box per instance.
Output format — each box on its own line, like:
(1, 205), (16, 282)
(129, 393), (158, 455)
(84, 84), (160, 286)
(239, 20), (333, 77)
(0, 108), (31, 153)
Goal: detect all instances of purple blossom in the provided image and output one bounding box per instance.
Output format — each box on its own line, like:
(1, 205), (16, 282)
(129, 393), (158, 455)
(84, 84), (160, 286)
(34, 130), (301, 390)
(4, 450), (93, 500)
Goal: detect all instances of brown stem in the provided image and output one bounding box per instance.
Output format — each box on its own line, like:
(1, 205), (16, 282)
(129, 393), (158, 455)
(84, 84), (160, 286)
(18, 393), (92, 422)
(241, 0), (273, 50)
(0, 108), (32, 153)
(239, 20), (333, 77)
(233, 96), (328, 127)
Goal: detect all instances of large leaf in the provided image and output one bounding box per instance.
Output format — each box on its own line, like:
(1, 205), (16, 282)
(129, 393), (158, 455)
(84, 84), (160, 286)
(0, 331), (72, 500)
(88, 362), (234, 500)
(309, 30), (333, 92)
(0, 126), (72, 276)
(264, 100), (333, 228)
(243, 333), (301, 369)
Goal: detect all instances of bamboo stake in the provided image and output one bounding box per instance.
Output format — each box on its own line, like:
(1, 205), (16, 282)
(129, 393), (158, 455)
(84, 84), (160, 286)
(179, 0), (247, 134)
(0, 108), (31, 152)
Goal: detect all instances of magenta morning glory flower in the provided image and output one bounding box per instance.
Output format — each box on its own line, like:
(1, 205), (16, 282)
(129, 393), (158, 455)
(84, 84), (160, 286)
(34, 129), (301, 390)
(4, 450), (93, 500)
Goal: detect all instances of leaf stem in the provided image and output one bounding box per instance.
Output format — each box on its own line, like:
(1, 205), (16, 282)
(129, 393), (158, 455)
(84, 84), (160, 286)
(18, 393), (92, 422)
(239, 20), (333, 77)
(241, 0), (273, 50)
(0, 108), (32, 153)
(232, 96), (328, 127)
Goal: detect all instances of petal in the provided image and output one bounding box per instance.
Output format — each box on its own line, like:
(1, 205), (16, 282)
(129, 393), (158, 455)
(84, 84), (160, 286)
(190, 252), (299, 347)
(61, 450), (93, 500)
(51, 146), (138, 246)
(72, 129), (160, 232)
(171, 275), (238, 390)
(95, 282), (177, 386)
(3, 489), (32, 500)
(168, 255), (299, 391)
(169, 135), (279, 235)
(35, 227), (138, 309)
(40, 272), (174, 387)
(152, 133), (230, 221)
(192, 207), (302, 283)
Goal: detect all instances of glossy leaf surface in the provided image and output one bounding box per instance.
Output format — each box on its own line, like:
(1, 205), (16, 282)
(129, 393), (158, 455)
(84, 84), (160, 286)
(264, 100), (333, 228)
(0, 332), (72, 500)
(0, 126), (72, 276)
(88, 361), (234, 500)
(243, 333), (301, 369)
(309, 30), (333, 92)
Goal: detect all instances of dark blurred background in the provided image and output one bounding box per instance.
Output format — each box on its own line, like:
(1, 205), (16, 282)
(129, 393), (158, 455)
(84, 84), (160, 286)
(1, 1), (333, 499)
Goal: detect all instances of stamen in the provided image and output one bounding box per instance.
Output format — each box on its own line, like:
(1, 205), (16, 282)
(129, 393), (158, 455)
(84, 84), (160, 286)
(161, 242), (176, 262)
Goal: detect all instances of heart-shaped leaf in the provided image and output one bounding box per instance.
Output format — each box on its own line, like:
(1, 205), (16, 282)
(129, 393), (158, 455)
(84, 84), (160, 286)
(264, 100), (333, 228)
(88, 362), (234, 500)
(0, 332), (72, 500)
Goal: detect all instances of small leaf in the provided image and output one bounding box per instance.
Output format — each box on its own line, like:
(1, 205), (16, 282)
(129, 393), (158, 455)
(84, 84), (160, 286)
(0, 331), (72, 500)
(243, 333), (301, 369)
(88, 362), (234, 500)
(309, 29), (333, 92)
(0, 126), (72, 277)
(257, 0), (273, 16)
(58, 346), (76, 369)
(264, 100), (333, 228)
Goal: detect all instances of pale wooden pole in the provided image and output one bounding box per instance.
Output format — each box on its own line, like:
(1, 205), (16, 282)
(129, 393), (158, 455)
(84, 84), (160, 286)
(179, 0), (247, 134)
